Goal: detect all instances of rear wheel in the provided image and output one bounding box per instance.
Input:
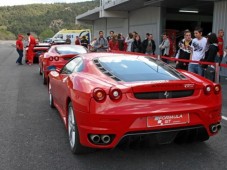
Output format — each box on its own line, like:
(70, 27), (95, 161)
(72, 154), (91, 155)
(68, 102), (92, 154)
(39, 66), (42, 75)
(43, 71), (47, 85)
(48, 82), (55, 108)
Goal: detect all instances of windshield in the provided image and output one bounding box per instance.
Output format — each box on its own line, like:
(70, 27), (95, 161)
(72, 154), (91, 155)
(55, 45), (87, 55)
(97, 56), (186, 82)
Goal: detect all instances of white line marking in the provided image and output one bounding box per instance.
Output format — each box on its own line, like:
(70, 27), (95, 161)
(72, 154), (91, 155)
(222, 116), (227, 121)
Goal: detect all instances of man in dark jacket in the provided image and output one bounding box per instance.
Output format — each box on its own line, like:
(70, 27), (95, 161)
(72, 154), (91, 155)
(142, 33), (156, 55)
(94, 31), (109, 52)
(175, 30), (192, 70)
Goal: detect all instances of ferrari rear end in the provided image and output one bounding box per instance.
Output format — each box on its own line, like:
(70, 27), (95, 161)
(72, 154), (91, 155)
(76, 55), (222, 149)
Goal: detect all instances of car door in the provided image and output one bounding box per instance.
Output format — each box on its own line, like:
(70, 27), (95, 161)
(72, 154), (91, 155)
(55, 57), (84, 115)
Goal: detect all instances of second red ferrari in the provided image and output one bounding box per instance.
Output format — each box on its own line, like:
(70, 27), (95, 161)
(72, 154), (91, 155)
(39, 44), (88, 84)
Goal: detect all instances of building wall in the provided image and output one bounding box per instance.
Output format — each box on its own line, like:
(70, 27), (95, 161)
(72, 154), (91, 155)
(129, 6), (162, 54)
(213, 1), (227, 47)
(93, 18), (107, 38)
(106, 18), (129, 36)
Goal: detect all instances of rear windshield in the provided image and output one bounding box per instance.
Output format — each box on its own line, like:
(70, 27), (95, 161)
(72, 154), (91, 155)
(97, 56), (185, 82)
(56, 45), (87, 55)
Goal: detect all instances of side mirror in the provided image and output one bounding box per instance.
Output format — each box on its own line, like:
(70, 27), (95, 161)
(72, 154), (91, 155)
(47, 65), (57, 71)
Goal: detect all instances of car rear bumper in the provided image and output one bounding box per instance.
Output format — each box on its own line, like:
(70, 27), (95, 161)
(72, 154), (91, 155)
(75, 101), (222, 148)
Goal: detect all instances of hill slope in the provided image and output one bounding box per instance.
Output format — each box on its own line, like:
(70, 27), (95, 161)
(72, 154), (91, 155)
(0, 0), (99, 40)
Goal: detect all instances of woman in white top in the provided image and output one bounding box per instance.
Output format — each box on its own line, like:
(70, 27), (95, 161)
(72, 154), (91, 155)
(125, 33), (134, 52)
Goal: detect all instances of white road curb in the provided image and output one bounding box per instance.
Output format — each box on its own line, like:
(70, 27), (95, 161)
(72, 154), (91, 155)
(222, 116), (227, 121)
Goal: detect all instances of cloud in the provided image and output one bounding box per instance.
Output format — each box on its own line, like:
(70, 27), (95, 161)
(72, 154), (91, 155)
(0, 0), (92, 6)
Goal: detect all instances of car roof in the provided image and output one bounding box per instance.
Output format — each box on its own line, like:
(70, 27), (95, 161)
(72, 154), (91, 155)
(79, 52), (142, 61)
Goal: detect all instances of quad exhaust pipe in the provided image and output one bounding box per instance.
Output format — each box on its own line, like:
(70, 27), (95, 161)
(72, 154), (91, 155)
(89, 134), (112, 144)
(210, 123), (221, 133)
(90, 135), (101, 144)
(101, 135), (111, 144)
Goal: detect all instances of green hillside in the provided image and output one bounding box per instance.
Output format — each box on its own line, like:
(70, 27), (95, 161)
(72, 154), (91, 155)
(0, 0), (99, 40)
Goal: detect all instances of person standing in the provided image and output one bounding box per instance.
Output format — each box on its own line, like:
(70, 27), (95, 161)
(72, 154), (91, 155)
(131, 35), (143, 53)
(142, 33), (156, 55)
(65, 35), (71, 44)
(118, 33), (127, 51)
(216, 29), (224, 64)
(203, 33), (218, 81)
(94, 31), (109, 52)
(26, 32), (36, 65)
(80, 36), (89, 48)
(125, 33), (134, 52)
(188, 27), (207, 76)
(16, 34), (24, 65)
(109, 34), (119, 51)
(107, 30), (114, 42)
(159, 33), (170, 63)
(175, 30), (192, 70)
(75, 36), (81, 45)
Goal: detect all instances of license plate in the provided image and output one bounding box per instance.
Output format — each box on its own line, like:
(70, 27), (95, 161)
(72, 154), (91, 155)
(147, 113), (190, 127)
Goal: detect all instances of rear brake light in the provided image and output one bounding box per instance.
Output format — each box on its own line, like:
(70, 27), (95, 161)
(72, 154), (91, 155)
(214, 84), (221, 94)
(109, 88), (122, 101)
(49, 57), (53, 61)
(204, 85), (212, 95)
(93, 88), (106, 102)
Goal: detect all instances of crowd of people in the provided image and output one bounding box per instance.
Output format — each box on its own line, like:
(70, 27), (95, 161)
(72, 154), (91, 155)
(175, 27), (224, 81)
(83, 28), (224, 82)
(16, 27), (225, 82)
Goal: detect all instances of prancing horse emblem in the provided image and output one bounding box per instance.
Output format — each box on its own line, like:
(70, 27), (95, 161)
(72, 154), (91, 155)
(164, 91), (169, 99)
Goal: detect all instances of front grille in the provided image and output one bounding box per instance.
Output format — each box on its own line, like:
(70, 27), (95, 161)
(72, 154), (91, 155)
(134, 90), (194, 99)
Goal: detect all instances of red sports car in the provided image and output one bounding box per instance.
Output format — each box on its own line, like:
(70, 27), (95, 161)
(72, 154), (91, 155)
(48, 53), (222, 154)
(39, 45), (88, 84)
(25, 43), (51, 64)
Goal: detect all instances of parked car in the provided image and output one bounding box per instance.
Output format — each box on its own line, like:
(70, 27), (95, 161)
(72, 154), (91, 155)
(25, 43), (51, 64)
(39, 45), (88, 84)
(43, 38), (52, 43)
(47, 52), (222, 154)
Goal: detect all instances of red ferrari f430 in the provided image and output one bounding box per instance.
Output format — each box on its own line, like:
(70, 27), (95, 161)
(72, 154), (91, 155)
(47, 53), (222, 154)
(39, 45), (88, 84)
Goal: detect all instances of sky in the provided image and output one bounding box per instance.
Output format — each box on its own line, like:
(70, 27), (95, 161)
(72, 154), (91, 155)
(0, 0), (93, 6)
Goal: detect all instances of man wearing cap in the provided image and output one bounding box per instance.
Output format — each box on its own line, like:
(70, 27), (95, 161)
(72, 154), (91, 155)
(16, 34), (24, 65)
(26, 32), (36, 65)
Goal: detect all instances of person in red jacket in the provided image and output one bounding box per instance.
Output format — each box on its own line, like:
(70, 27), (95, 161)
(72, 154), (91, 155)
(109, 34), (119, 51)
(16, 34), (24, 65)
(26, 32), (36, 65)
(216, 29), (224, 64)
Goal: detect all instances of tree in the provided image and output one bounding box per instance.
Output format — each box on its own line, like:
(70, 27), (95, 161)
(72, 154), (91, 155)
(39, 29), (55, 41)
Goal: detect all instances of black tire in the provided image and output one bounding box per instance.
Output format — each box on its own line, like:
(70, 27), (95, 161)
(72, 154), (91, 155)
(39, 66), (42, 75)
(43, 72), (47, 85)
(67, 102), (92, 154)
(48, 82), (55, 108)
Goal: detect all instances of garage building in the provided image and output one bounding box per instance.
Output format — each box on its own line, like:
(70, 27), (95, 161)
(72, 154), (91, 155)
(76, 0), (227, 54)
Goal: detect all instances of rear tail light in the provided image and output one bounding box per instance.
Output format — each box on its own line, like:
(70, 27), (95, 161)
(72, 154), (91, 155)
(49, 57), (53, 61)
(54, 56), (59, 61)
(109, 88), (122, 101)
(93, 88), (106, 102)
(204, 85), (212, 95)
(214, 84), (221, 94)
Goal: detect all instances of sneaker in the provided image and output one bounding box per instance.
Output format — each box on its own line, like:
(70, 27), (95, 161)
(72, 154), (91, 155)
(19, 63), (23, 65)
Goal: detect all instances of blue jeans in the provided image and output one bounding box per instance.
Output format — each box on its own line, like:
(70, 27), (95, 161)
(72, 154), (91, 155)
(215, 55), (223, 64)
(16, 49), (23, 64)
(188, 63), (204, 76)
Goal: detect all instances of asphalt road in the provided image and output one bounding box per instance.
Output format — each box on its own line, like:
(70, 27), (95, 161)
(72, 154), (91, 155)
(0, 41), (227, 170)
